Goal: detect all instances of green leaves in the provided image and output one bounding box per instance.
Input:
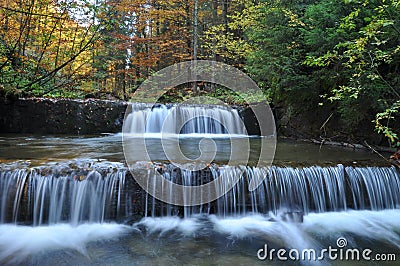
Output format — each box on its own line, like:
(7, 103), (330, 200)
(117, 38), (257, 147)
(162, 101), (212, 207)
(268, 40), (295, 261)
(308, 0), (400, 145)
(374, 100), (400, 145)
(239, 0), (399, 145)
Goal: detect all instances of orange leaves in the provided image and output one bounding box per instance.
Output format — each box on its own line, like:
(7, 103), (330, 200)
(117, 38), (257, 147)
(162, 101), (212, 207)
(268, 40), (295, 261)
(95, 0), (194, 82)
(0, 0), (98, 94)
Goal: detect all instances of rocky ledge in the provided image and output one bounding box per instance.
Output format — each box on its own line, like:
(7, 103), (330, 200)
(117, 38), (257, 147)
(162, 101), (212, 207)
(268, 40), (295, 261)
(0, 98), (127, 134)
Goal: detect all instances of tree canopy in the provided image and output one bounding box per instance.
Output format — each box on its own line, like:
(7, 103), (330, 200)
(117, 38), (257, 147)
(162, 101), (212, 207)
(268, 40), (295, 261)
(0, 0), (399, 146)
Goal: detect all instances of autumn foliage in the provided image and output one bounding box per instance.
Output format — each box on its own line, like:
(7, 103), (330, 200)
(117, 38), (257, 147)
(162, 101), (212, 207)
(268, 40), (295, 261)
(0, 0), (234, 99)
(0, 0), (398, 146)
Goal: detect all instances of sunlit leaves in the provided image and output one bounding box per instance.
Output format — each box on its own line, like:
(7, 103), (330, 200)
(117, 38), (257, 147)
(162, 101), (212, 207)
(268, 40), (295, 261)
(0, 0), (98, 97)
(374, 100), (400, 145)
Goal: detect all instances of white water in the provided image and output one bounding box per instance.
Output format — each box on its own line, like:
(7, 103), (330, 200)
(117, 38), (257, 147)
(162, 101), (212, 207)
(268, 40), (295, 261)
(138, 209), (400, 250)
(136, 216), (200, 236)
(123, 104), (247, 135)
(1, 210), (399, 264)
(0, 223), (130, 263)
(0, 160), (129, 225)
(1, 103), (398, 264)
(0, 159), (399, 265)
(1, 161), (399, 224)
(143, 164), (400, 217)
(211, 209), (400, 241)
(303, 210), (400, 248)
(122, 132), (250, 138)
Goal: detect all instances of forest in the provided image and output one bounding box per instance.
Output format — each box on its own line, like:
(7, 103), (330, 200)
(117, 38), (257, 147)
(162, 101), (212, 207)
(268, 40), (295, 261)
(0, 0), (399, 146)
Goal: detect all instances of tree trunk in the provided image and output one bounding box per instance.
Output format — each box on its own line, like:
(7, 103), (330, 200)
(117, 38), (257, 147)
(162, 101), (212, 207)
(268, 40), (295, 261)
(193, 0), (199, 94)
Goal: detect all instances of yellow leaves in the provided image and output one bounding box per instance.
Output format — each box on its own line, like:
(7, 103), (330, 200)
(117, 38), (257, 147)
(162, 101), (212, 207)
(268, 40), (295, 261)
(286, 41), (300, 50)
(0, 0), (97, 94)
(203, 26), (251, 63)
(282, 8), (306, 28)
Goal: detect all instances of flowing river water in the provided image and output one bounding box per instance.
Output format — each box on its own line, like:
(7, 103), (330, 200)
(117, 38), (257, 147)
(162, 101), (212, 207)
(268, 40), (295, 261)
(0, 104), (399, 265)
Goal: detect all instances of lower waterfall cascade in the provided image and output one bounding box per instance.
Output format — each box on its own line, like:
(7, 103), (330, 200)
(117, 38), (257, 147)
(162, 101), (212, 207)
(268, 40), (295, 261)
(1, 160), (399, 225)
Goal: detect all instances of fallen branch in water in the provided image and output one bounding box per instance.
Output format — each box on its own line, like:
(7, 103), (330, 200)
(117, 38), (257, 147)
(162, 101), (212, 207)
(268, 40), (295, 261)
(311, 139), (365, 150)
(310, 138), (396, 153)
(363, 141), (398, 167)
(389, 149), (400, 168)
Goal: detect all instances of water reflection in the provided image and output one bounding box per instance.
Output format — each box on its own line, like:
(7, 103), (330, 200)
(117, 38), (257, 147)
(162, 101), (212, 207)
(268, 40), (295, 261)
(0, 134), (388, 166)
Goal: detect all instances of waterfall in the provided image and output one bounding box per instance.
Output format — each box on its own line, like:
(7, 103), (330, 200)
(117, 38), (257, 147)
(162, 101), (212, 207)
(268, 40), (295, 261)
(123, 103), (247, 135)
(145, 164), (400, 217)
(0, 161), (130, 225)
(1, 161), (399, 225)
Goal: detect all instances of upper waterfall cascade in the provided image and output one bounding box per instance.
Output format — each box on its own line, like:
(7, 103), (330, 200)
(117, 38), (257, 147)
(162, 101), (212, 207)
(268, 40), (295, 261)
(123, 104), (247, 135)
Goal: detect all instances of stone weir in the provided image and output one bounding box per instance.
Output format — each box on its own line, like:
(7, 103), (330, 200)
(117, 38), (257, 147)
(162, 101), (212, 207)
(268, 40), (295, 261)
(0, 98), (128, 134)
(1, 160), (399, 225)
(0, 98), (265, 135)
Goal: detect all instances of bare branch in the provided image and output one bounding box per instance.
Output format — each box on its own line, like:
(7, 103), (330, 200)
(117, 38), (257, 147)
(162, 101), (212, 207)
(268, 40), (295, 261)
(0, 5), (65, 19)
(21, 25), (100, 91)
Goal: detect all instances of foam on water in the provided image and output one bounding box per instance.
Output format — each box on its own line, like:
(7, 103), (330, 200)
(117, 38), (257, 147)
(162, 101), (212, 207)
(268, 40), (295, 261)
(1, 210), (399, 264)
(210, 214), (276, 237)
(122, 133), (250, 139)
(212, 210), (400, 234)
(303, 210), (400, 248)
(135, 210), (400, 251)
(0, 223), (130, 263)
(135, 216), (200, 236)
(210, 214), (319, 253)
